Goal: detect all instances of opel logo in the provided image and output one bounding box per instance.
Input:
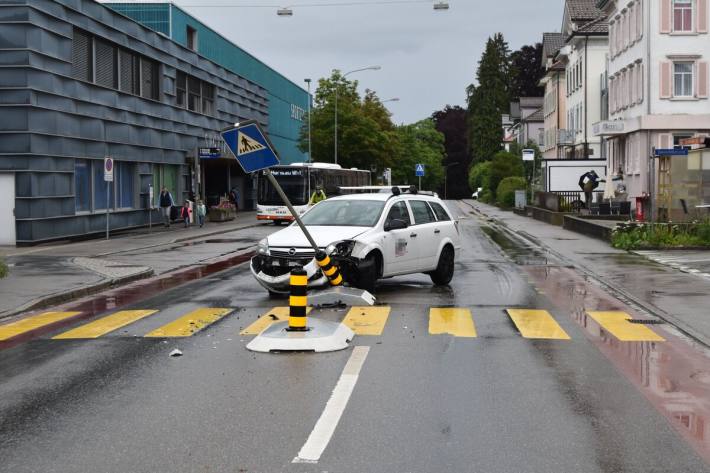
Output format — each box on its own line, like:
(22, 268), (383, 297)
(288, 248), (296, 256)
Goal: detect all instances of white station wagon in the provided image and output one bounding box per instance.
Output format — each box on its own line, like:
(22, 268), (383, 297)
(251, 188), (460, 294)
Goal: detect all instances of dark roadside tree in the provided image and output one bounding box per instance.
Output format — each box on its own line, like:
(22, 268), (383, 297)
(467, 33), (510, 165)
(509, 42), (545, 98)
(432, 105), (470, 199)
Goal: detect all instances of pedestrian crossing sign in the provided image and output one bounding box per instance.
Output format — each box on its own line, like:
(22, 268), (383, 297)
(221, 120), (280, 173)
(415, 164), (425, 177)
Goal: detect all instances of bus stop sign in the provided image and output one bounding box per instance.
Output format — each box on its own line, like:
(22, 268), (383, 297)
(221, 120), (280, 173)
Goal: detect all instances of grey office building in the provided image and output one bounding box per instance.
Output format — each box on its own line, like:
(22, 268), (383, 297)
(0, 0), (276, 245)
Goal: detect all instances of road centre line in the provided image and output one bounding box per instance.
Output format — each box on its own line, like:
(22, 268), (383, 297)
(293, 346), (370, 464)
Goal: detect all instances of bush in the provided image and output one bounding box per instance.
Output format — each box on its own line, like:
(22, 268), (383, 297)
(496, 177), (527, 208)
(489, 151), (524, 199)
(478, 189), (494, 203)
(611, 221), (710, 250)
(0, 258), (7, 279)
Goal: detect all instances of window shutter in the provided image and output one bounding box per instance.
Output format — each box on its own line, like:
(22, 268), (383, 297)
(698, 61), (709, 98)
(95, 39), (117, 89)
(660, 61), (672, 98)
(699, 0), (708, 33)
(71, 29), (92, 82)
(637, 0), (643, 40)
(637, 63), (644, 104)
(660, 0), (672, 33)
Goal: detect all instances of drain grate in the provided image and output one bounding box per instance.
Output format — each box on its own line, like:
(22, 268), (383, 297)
(628, 319), (664, 325)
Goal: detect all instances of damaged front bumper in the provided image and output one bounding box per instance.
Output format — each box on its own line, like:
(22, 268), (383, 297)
(250, 253), (365, 294)
(250, 255), (329, 293)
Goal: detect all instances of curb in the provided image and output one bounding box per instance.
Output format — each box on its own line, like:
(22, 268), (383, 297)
(462, 200), (710, 349)
(0, 268), (155, 322)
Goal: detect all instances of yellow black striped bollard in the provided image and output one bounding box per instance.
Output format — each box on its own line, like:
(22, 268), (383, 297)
(288, 267), (308, 331)
(316, 250), (343, 286)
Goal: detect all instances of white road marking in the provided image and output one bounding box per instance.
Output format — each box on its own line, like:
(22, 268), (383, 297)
(292, 346), (370, 464)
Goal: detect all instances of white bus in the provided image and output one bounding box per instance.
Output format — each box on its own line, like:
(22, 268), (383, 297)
(256, 163), (371, 224)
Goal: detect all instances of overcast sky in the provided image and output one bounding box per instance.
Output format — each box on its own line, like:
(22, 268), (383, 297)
(174, 0), (566, 124)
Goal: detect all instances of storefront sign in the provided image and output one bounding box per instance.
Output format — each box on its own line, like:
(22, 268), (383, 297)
(592, 120), (625, 136)
(199, 147), (221, 159)
(269, 169), (304, 177)
(654, 148), (689, 156)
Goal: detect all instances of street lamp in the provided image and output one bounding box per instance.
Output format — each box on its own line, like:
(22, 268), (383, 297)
(334, 65), (381, 165)
(304, 78), (312, 163)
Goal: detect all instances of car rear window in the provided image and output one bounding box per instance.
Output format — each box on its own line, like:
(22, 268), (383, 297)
(430, 202), (451, 221)
(409, 200), (436, 225)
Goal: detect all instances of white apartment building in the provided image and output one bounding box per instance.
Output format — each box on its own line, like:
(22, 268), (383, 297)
(596, 0), (710, 214)
(559, 13), (610, 160)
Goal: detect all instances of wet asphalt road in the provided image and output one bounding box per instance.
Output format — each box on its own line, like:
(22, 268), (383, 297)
(1, 203), (709, 473)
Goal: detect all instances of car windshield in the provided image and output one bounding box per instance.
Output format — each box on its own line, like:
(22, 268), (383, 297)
(301, 199), (385, 227)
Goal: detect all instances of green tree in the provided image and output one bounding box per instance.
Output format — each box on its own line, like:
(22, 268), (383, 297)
(0, 258), (7, 279)
(467, 33), (511, 164)
(509, 43), (545, 98)
(489, 150), (524, 199)
(468, 161), (491, 193)
(299, 72), (395, 174)
(392, 119), (445, 191)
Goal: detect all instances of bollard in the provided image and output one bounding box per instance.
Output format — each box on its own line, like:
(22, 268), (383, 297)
(288, 267), (308, 331)
(315, 250), (343, 286)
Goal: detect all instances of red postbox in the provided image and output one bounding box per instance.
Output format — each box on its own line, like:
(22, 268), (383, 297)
(635, 195), (648, 221)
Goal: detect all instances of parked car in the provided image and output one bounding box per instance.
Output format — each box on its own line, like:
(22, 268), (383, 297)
(251, 189), (461, 294)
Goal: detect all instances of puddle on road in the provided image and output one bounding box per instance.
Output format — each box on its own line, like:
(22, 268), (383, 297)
(481, 226), (552, 266)
(525, 264), (710, 464)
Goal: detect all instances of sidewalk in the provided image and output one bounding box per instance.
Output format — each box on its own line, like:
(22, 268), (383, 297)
(467, 200), (710, 348)
(0, 212), (264, 319)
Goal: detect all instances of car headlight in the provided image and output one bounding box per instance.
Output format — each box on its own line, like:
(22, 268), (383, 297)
(257, 238), (269, 255)
(327, 240), (356, 257)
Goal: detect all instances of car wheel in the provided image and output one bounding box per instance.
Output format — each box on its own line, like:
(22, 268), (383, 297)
(353, 253), (379, 293)
(429, 245), (454, 286)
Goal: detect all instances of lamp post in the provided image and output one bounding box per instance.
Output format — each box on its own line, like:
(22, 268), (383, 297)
(304, 78), (312, 162)
(334, 65), (381, 165)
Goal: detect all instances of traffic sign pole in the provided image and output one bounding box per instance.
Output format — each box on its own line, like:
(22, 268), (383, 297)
(106, 181), (110, 240)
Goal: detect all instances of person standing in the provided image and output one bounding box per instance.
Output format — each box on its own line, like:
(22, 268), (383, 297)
(180, 201), (191, 228)
(196, 200), (206, 228)
(159, 187), (174, 227)
(309, 185), (327, 206)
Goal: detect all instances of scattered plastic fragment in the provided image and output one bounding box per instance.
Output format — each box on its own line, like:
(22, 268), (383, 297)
(169, 349), (183, 357)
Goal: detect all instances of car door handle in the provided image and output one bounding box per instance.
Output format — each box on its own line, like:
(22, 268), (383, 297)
(410, 233), (417, 238)
(434, 229), (441, 234)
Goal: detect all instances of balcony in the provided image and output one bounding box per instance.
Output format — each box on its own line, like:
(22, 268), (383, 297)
(557, 129), (576, 146)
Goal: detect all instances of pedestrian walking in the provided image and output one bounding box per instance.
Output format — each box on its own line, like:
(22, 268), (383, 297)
(159, 187), (174, 227)
(196, 200), (206, 228)
(229, 187), (240, 210)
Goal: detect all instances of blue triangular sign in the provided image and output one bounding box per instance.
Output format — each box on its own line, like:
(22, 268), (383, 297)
(221, 120), (280, 173)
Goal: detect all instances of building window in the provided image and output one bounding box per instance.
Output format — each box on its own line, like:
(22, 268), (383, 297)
(674, 0), (694, 32)
(186, 26), (198, 51)
(71, 28), (160, 101)
(119, 49), (139, 95)
(117, 162), (135, 208)
(75, 159), (91, 212)
(71, 30), (93, 82)
(175, 70), (215, 115)
(95, 39), (117, 89)
(140, 57), (160, 100)
(674, 62), (694, 96)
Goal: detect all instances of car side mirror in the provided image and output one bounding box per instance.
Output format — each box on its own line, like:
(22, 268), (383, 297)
(385, 219), (408, 231)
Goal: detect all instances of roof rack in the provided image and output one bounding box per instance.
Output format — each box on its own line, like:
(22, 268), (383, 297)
(338, 185), (439, 198)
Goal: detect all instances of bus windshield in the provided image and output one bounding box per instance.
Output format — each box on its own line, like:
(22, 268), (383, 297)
(258, 175), (308, 206)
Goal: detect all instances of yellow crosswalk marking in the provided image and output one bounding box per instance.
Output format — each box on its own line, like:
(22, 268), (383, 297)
(53, 310), (158, 339)
(587, 311), (665, 342)
(0, 312), (82, 341)
(240, 307), (312, 335)
(342, 306), (390, 335)
(145, 308), (233, 338)
(506, 309), (570, 340)
(429, 308), (477, 338)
